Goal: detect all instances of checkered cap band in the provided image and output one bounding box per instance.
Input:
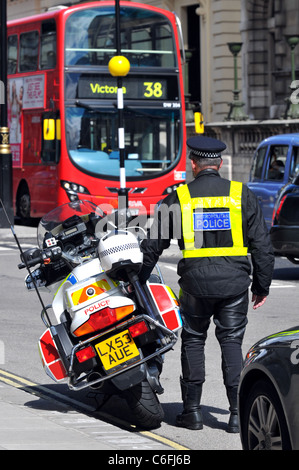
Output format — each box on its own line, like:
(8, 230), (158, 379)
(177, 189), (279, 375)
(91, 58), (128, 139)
(188, 149), (222, 159)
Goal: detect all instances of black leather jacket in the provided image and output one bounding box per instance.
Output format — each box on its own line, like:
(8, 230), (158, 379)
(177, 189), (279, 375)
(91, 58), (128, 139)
(140, 169), (274, 298)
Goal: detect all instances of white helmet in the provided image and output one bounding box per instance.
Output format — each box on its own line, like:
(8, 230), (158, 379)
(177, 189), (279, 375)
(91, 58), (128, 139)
(98, 230), (143, 278)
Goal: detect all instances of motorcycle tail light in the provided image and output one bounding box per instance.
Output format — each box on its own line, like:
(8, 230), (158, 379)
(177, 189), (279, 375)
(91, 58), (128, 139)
(129, 321), (149, 338)
(75, 345), (96, 363)
(73, 305), (135, 337)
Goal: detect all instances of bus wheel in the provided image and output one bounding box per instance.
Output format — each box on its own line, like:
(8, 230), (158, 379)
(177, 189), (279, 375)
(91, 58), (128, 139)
(17, 189), (31, 221)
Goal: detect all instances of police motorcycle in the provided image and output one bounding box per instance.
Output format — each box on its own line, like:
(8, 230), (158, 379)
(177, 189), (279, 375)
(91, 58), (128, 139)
(18, 200), (181, 429)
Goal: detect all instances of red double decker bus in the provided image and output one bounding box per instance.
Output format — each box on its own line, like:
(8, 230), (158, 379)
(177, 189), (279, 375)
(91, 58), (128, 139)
(7, 1), (186, 219)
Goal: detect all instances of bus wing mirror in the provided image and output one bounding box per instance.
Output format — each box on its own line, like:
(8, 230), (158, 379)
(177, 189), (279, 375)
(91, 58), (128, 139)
(56, 118), (61, 140)
(194, 112), (204, 134)
(43, 118), (55, 140)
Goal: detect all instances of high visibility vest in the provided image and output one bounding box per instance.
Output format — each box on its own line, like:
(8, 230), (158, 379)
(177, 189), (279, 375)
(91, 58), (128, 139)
(176, 181), (248, 258)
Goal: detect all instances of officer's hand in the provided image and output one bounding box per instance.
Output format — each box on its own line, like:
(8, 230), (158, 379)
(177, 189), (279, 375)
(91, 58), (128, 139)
(252, 294), (267, 310)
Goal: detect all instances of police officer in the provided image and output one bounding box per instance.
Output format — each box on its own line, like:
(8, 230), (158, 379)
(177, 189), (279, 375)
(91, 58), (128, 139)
(139, 136), (274, 433)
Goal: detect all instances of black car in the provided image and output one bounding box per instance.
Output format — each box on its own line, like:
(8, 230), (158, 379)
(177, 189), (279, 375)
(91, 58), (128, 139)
(270, 173), (299, 264)
(238, 326), (299, 450)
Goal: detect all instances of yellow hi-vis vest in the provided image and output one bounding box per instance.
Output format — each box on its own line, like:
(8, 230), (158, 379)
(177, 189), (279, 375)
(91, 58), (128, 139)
(176, 181), (248, 258)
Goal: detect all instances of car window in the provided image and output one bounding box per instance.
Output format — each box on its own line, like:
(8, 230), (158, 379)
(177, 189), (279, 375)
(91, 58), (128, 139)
(265, 145), (288, 181)
(290, 146), (299, 178)
(251, 146), (266, 180)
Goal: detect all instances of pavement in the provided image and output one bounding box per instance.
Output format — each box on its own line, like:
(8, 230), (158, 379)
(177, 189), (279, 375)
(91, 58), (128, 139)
(0, 223), (182, 451)
(0, 375), (178, 451)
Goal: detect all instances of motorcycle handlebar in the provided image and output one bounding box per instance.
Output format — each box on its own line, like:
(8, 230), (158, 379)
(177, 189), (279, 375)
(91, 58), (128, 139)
(18, 246), (63, 270)
(18, 255), (44, 270)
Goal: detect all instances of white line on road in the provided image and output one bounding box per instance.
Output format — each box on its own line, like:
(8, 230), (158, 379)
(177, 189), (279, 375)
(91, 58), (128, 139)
(161, 265), (177, 272)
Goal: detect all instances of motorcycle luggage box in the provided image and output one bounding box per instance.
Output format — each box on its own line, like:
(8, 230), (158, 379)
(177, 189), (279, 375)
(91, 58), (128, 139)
(65, 273), (121, 314)
(147, 283), (182, 332)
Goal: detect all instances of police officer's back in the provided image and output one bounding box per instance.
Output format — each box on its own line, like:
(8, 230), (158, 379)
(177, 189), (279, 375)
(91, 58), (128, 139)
(140, 136), (274, 432)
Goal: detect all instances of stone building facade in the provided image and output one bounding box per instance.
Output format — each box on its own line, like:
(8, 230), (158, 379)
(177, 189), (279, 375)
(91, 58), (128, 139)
(241, 0), (299, 121)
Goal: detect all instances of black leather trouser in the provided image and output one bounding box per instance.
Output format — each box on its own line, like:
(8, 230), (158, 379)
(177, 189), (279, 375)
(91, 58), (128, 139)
(180, 290), (248, 406)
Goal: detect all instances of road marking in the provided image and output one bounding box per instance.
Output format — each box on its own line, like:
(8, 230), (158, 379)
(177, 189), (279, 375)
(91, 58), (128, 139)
(0, 368), (98, 412)
(0, 368), (189, 451)
(0, 369), (36, 387)
(162, 264), (177, 272)
(271, 285), (295, 288)
(271, 281), (296, 288)
(141, 431), (188, 450)
(0, 242), (35, 251)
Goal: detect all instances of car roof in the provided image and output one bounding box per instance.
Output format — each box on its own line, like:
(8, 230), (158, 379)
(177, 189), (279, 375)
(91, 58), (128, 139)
(258, 133), (299, 148)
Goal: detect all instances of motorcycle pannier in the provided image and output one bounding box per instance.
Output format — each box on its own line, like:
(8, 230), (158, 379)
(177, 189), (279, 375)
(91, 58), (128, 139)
(147, 283), (182, 333)
(38, 328), (68, 382)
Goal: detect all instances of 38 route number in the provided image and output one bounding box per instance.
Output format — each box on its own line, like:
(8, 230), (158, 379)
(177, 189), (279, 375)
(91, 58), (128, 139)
(143, 81), (163, 98)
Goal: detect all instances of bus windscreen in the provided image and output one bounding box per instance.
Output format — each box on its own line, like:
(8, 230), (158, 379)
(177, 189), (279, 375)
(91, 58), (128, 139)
(65, 6), (176, 68)
(66, 106), (180, 179)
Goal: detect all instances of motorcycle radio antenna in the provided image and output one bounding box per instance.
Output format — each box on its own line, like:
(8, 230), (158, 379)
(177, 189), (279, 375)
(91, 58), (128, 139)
(0, 198), (50, 325)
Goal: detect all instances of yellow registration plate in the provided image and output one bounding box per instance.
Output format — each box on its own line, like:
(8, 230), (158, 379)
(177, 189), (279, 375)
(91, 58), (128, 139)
(95, 330), (140, 371)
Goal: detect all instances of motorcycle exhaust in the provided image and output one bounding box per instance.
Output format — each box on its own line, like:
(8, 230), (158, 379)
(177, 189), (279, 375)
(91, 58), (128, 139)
(87, 372), (104, 389)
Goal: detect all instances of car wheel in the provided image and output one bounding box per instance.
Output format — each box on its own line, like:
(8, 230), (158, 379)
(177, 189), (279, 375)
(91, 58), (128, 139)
(242, 379), (291, 450)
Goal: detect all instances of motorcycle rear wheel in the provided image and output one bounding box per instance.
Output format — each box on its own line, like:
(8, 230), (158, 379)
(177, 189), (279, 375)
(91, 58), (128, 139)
(123, 380), (164, 429)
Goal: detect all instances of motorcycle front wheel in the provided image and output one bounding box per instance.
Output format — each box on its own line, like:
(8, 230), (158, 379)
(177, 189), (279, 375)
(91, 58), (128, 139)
(123, 380), (164, 430)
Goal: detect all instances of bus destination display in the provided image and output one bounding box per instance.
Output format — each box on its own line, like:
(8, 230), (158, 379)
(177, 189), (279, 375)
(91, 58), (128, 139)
(77, 74), (173, 100)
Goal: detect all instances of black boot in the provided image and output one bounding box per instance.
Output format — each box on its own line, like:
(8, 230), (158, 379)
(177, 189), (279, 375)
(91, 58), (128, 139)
(228, 411), (239, 433)
(227, 388), (239, 433)
(176, 378), (203, 430)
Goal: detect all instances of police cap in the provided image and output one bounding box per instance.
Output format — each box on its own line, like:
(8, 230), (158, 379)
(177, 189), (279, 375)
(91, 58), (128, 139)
(187, 136), (226, 159)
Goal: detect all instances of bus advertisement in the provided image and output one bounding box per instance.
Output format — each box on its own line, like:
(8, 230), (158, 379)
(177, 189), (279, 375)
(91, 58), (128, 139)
(7, 1), (187, 219)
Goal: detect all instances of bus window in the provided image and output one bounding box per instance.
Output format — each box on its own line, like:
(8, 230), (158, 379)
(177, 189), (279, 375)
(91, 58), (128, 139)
(40, 20), (57, 70)
(66, 107), (180, 178)
(8, 35), (18, 74)
(19, 31), (39, 72)
(65, 7), (176, 67)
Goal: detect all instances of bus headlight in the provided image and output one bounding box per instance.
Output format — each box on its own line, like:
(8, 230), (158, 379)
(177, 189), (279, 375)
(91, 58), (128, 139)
(162, 183), (185, 195)
(61, 180), (90, 201)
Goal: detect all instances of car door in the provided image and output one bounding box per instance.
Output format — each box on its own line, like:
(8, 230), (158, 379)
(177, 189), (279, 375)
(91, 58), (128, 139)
(248, 143), (290, 229)
(247, 144), (269, 223)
